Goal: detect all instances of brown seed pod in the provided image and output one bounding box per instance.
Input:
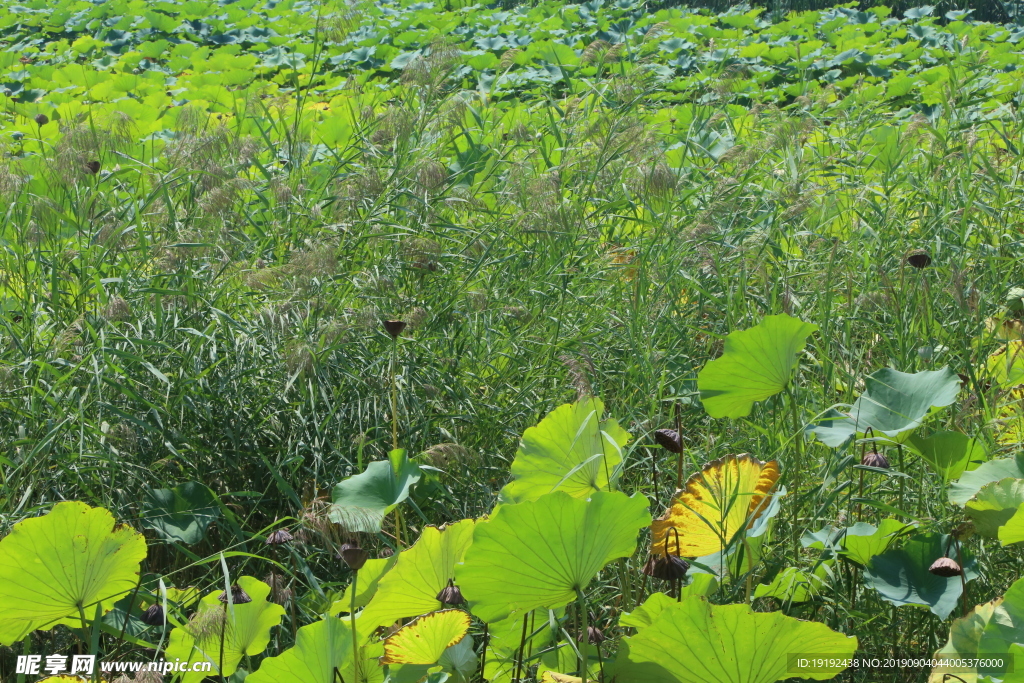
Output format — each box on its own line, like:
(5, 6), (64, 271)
(340, 541), (369, 570)
(218, 584), (252, 604)
(861, 450), (890, 469)
(435, 579), (464, 606)
(139, 604), (165, 627)
(383, 319), (407, 339)
(378, 546), (395, 558)
(653, 428), (683, 454)
(34, 113), (48, 126)
(84, 160), (101, 175)
(641, 553), (690, 581)
(265, 528), (294, 545)
(587, 625), (606, 644)
(928, 557), (962, 577)
(907, 250), (931, 269)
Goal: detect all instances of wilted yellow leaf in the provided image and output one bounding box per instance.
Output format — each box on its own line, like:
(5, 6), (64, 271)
(650, 453), (780, 558)
(541, 673), (583, 683)
(380, 609), (470, 665)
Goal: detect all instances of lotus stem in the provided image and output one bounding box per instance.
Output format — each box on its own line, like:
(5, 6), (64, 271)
(674, 402), (683, 490)
(219, 602), (228, 683)
(514, 611), (529, 682)
(351, 568), (361, 683)
(479, 624), (488, 683)
(390, 336), (399, 451)
(576, 588), (589, 683)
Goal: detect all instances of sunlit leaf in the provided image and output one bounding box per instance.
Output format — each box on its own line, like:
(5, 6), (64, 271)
(354, 520), (475, 634)
(0, 501), (147, 645)
(164, 576), (286, 683)
(697, 314), (818, 418)
(650, 454), (780, 558)
(457, 491), (651, 623)
(248, 616), (384, 683)
(965, 478), (1024, 538)
(499, 397), (631, 503)
(381, 610), (471, 665)
(613, 596), (857, 682)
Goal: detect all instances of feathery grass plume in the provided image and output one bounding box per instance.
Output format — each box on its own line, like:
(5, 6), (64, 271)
(283, 339), (315, 375)
(370, 106), (414, 147)
(423, 443), (473, 468)
(107, 422), (139, 456)
(498, 48), (521, 71)
(187, 603), (227, 644)
(103, 296), (133, 322)
(403, 40), (461, 90)
(559, 354), (593, 400)
(400, 237), (442, 272)
(645, 162), (677, 196)
(415, 160), (448, 192)
(643, 21), (669, 42)
(581, 39), (610, 64)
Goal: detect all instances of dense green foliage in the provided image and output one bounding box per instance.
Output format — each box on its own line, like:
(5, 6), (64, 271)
(2, 0), (1024, 680)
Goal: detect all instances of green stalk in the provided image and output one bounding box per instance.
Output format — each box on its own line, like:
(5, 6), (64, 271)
(351, 568), (361, 683)
(576, 588), (589, 683)
(391, 337), (399, 451)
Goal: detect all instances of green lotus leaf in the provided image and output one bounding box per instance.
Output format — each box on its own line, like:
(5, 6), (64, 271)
(907, 431), (987, 482)
(930, 575), (1024, 681)
(949, 455), (1024, 506)
(456, 490), (651, 623)
(619, 578), (719, 630)
(753, 562), (831, 604)
(613, 597), (858, 682)
(698, 314), (818, 419)
(804, 519), (916, 567)
(997, 505), (1024, 546)
(808, 367), (960, 447)
(336, 555), (398, 611)
(248, 616), (384, 683)
(164, 576), (286, 682)
(141, 481), (221, 544)
(965, 478), (1024, 538)
(499, 397), (631, 504)
(863, 533), (978, 619)
(0, 501), (147, 645)
(352, 520), (475, 634)
(330, 449), (423, 533)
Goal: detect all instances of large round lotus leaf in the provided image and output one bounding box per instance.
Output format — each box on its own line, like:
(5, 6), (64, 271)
(456, 490), (651, 623)
(164, 576), (285, 683)
(697, 314), (818, 419)
(613, 597), (857, 682)
(949, 455), (1024, 506)
(997, 505), (1024, 546)
(863, 532), (978, 620)
(650, 454), (780, 558)
(330, 448), (423, 533)
(619, 579), (719, 630)
(333, 555), (398, 612)
(499, 398), (631, 504)
(808, 367), (960, 447)
(141, 481), (221, 544)
(381, 609), (471, 665)
(354, 520), (475, 634)
(248, 616), (384, 683)
(907, 431), (987, 482)
(965, 478), (1024, 538)
(0, 501), (147, 645)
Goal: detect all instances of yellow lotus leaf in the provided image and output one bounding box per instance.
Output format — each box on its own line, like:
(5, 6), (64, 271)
(650, 454), (780, 558)
(541, 673), (583, 683)
(987, 341), (1024, 387)
(380, 609), (471, 665)
(994, 385), (1024, 447)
